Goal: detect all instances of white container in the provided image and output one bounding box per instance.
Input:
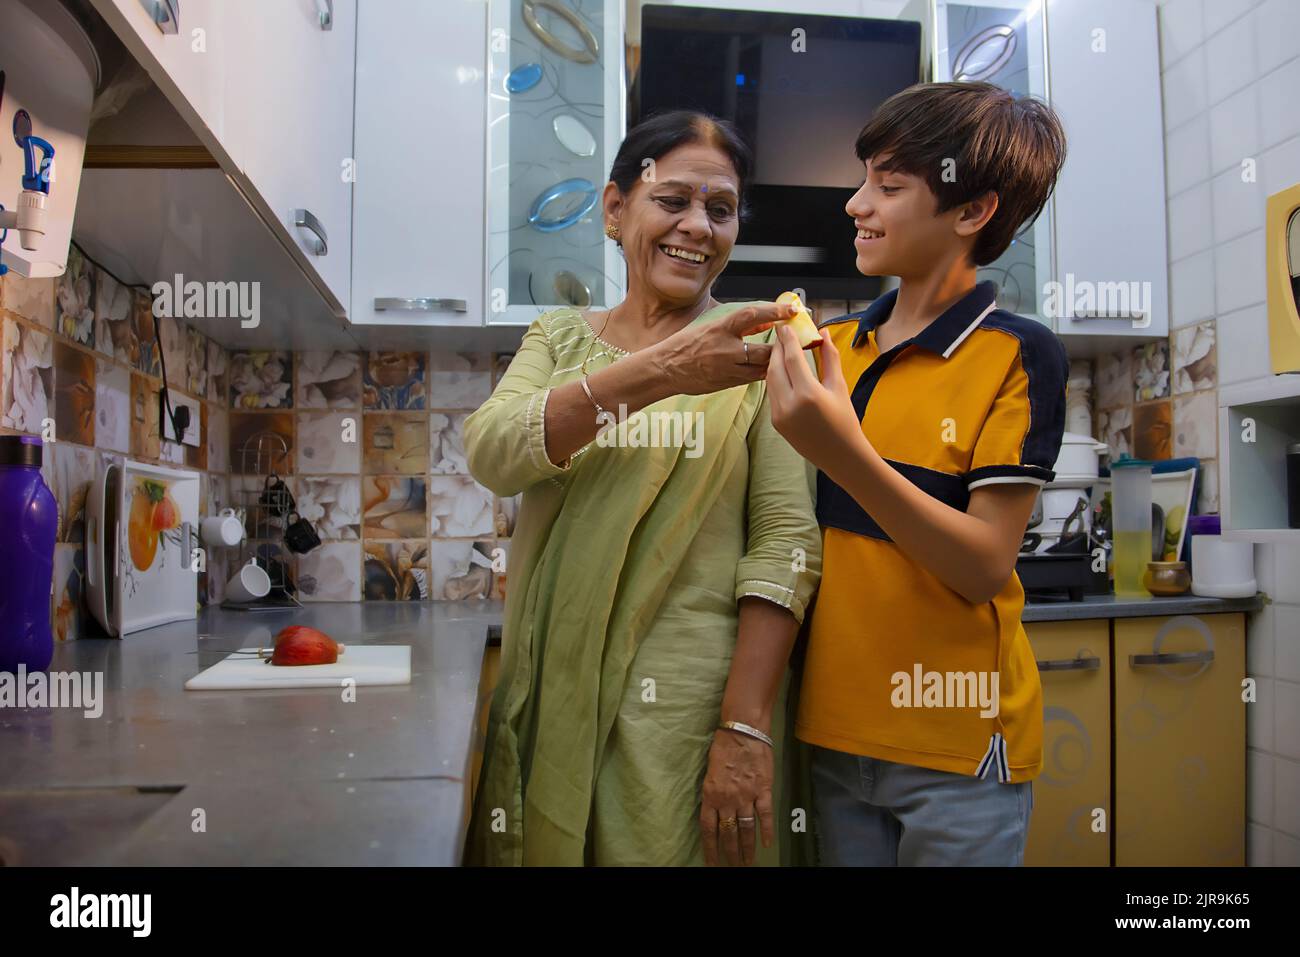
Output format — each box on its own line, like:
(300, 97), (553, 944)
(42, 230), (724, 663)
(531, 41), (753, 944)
(1191, 536), (1257, 598)
(1051, 432), (1108, 487)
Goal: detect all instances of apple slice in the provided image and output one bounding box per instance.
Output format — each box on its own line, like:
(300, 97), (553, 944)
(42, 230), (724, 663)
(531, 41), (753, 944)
(775, 291), (822, 349)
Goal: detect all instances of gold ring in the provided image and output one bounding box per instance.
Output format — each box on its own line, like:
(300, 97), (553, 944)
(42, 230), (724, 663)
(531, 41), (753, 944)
(719, 817), (738, 831)
(743, 342), (750, 364)
(522, 0), (600, 65)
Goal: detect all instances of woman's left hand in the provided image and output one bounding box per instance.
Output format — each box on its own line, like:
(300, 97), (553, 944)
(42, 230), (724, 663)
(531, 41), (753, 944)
(699, 727), (775, 866)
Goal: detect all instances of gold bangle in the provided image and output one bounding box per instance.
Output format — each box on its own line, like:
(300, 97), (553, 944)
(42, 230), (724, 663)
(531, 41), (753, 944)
(580, 374), (606, 417)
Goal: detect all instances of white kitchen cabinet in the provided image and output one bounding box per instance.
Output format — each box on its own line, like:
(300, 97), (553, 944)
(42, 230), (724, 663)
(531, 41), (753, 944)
(925, 0), (1169, 345)
(222, 0), (356, 317)
(485, 0), (625, 326)
(350, 0), (487, 327)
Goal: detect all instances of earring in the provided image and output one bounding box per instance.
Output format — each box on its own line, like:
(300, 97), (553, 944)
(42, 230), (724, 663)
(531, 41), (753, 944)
(604, 222), (620, 241)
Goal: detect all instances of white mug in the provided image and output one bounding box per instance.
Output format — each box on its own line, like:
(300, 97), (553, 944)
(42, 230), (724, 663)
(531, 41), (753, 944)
(226, 559), (271, 603)
(201, 507), (244, 548)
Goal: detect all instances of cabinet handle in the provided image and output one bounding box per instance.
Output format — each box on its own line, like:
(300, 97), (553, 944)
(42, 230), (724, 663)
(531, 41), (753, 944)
(292, 209), (328, 256)
(374, 297), (468, 314)
(316, 0), (333, 30)
(1129, 650), (1215, 666)
(139, 0), (180, 34)
(1036, 655), (1101, 672)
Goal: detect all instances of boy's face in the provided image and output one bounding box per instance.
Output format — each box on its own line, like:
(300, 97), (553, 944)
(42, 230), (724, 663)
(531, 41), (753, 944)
(845, 156), (971, 279)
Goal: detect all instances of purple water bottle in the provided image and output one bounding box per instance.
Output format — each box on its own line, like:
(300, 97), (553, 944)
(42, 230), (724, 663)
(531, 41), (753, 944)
(0, 435), (58, 672)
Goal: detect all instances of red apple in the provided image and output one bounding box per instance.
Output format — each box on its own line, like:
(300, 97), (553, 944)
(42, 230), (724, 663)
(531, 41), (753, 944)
(271, 625), (340, 666)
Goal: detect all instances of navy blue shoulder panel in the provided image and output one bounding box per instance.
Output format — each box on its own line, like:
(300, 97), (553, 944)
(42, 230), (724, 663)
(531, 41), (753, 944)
(978, 311), (1069, 476)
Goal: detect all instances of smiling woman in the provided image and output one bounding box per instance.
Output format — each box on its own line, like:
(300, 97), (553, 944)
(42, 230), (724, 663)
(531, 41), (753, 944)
(462, 111), (821, 867)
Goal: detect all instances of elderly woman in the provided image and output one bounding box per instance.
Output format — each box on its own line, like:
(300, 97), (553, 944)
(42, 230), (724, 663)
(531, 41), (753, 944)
(463, 111), (821, 866)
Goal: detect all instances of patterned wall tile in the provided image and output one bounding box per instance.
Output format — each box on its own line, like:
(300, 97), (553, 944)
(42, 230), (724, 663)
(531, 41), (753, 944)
(230, 351), (293, 409)
(53, 341), (95, 447)
(56, 246), (96, 346)
(93, 268), (136, 365)
(157, 315), (187, 390)
(94, 356), (130, 453)
(495, 493), (519, 538)
(1097, 405), (1133, 458)
(297, 351), (361, 409)
(428, 540), (495, 600)
(206, 339), (228, 404)
(298, 476), (361, 540)
(132, 290), (161, 377)
(363, 541), (429, 600)
(430, 411), (469, 474)
(363, 351), (426, 410)
(1172, 320), (1217, 394)
(1174, 391), (1218, 459)
(362, 412), (427, 474)
(51, 441), (95, 544)
(185, 327), (208, 397)
(1134, 340), (1170, 402)
(207, 405), (229, 474)
(427, 351), (490, 408)
(428, 475), (493, 537)
(298, 411), (360, 474)
(2, 318), (52, 431)
(52, 544), (90, 641)
(1133, 400), (1173, 460)
(362, 476), (427, 539)
(299, 542), (362, 602)
(2, 270), (56, 329)
(1096, 350), (1135, 411)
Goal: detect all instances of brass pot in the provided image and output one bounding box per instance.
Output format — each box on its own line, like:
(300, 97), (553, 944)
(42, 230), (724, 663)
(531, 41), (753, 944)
(1144, 561), (1191, 596)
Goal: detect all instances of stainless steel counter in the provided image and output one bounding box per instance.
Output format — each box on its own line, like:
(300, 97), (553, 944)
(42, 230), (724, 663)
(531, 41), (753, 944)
(0, 601), (504, 866)
(1021, 592), (1264, 622)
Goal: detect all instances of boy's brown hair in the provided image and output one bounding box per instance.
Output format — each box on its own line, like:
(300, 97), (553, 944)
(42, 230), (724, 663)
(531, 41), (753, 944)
(855, 81), (1067, 266)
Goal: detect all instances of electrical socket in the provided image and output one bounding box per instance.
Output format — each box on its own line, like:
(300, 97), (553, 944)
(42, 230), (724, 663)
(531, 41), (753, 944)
(159, 388), (200, 447)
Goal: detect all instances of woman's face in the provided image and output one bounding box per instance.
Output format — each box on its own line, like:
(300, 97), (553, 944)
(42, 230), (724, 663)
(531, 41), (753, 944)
(604, 142), (741, 308)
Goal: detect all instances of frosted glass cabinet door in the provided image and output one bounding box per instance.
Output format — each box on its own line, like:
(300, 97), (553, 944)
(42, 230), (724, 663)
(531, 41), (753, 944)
(933, 0), (1054, 324)
(485, 0), (626, 326)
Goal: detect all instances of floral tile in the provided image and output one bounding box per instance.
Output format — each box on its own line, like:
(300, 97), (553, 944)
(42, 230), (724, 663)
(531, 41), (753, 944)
(132, 289), (161, 377)
(56, 246), (96, 346)
(427, 350), (491, 408)
(1097, 405), (1132, 459)
(228, 411), (293, 474)
(52, 543), (90, 641)
(2, 271), (56, 328)
(363, 351), (426, 410)
(297, 476), (361, 540)
(363, 541), (429, 600)
(206, 339), (228, 404)
(156, 315), (187, 390)
(428, 475), (494, 537)
(1133, 340), (1169, 402)
(495, 493), (520, 538)
(1095, 350), (1134, 411)
(230, 351), (292, 409)
(94, 357), (130, 453)
(430, 411), (468, 474)
(1197, 459), (1219, 514)
(52, 341), (95, 446)
(185, 402), (208, 471)
(299, 542), (362, 601)
(428, 540), (496, 600)
(93, 268), (136, 364)
(51, 441), (95, 544)
(206, 405), (229, 473)
(1132, 400), (1172, 461)
(297, 351), (362, 409)
(1173, 391), (1218, 460)
(297, 411), (360, 474)
(362, 412), (428, 474)
(2, 318), (52, 432)
(185, 326), (208, 397)
(362, 476), (427, 539)
(208, 473), (230, 513)
(1172, 320), (1216, 395)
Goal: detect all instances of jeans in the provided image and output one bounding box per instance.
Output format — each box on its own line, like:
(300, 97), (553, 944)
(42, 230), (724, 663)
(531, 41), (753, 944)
(810, 745), (1032, 866)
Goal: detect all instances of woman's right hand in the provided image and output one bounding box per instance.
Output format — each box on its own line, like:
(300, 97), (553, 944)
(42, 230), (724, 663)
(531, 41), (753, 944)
(645, 300), (795, 396)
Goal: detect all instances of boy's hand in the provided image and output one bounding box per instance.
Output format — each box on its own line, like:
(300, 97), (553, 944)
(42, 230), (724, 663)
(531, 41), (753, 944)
(765, 324), (869, 478)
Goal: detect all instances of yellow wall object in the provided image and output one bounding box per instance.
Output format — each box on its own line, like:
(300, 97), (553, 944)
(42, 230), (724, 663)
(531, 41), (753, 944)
(1025, 621), (1112, 867)
(1266, 182), (1300, 374)
(1114, 614), (1246, 866)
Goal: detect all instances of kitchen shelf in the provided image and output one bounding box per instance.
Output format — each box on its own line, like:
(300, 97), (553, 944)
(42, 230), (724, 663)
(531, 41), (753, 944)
(1218, 375), (1300, 544)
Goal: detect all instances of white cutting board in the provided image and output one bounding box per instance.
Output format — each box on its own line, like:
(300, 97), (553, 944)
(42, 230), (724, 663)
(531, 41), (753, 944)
(185, 646), (411, 690)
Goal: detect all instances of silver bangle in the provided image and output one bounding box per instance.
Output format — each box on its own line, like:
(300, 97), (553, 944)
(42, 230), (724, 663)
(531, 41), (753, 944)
(719, 720), (775, 748)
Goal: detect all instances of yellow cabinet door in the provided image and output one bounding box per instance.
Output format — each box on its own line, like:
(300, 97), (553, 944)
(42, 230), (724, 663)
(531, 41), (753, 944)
(1025, 621), (1112, 867)
(1114, 614), (1245, 866)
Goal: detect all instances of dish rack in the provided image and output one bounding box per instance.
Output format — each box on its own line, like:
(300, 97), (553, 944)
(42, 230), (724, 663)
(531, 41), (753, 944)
(222, 430), (300, 611)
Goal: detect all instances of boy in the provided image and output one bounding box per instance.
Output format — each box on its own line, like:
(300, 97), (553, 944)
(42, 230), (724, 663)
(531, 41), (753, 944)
(764, 82), (1069, 865)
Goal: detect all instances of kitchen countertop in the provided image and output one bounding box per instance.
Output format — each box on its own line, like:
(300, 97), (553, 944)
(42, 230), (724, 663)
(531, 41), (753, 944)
(0, 601), (504, 866)
(1021, 592), (1265, 622)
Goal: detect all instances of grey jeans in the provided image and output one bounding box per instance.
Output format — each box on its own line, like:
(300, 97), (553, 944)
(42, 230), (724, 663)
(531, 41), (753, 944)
(810, 745), (1033, 866)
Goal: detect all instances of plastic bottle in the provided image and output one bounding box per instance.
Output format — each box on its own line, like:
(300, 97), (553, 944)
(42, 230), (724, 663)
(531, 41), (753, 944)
(0, 435), (58, 672)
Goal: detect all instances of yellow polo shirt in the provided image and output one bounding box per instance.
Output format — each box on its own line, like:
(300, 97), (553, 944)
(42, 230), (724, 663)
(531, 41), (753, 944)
(796, 281), (1069, 783)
